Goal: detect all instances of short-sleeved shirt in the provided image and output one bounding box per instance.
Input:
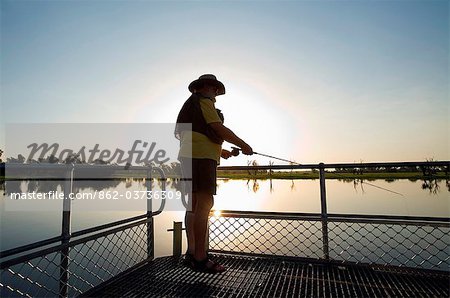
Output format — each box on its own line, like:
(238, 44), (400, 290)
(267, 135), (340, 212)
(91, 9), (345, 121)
(178, 97), (222, 162)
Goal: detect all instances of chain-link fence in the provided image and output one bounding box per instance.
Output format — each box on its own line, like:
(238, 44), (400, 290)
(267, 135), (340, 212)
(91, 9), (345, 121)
(328, 219), (449, 270)
(209, 211), (450, 271)
(209, 214), (323, 259)
(1, 215), (152, 297)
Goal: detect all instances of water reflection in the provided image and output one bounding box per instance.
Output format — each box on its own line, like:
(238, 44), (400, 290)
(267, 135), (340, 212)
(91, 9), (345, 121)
(421, 179), (440, 194)
(290, 180), (296, 192)
(242, 178), (300, 194)
(2, 177), (449, 254)
(342, 178), (446, 196)
(246, 179), (260, 193)
(2, 178), (184, 196)
(229, 177), (449, 195)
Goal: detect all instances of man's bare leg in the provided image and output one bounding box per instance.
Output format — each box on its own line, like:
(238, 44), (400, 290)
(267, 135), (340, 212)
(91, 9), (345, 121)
(193, 192), (213, 261)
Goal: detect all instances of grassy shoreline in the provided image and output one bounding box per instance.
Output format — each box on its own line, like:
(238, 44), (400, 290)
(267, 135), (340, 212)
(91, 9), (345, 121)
(0, 172), (448, 181)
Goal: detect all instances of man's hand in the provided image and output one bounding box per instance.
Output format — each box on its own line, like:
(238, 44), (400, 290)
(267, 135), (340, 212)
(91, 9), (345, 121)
(231, 145), (253, 156)
(221, 149), (233, 159)
(240, 143), (253, 155)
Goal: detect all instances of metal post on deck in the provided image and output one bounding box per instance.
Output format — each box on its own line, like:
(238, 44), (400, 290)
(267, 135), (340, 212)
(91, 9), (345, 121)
(319, 163), (330, 260)
(146, 167), (154, 260)
(168, 221), (183, 257)
(59, 164), (74, 298)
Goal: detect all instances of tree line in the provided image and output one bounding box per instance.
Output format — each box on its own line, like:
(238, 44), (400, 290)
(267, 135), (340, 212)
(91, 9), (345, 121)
(0, 149), (183, 177)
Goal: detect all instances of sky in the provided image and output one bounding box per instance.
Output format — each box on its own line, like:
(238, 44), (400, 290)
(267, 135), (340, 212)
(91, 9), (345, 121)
(1, 0), (448, 165)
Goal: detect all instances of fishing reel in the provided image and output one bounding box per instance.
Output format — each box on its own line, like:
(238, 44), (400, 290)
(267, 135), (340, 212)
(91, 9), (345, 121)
(231, 147), (241, 157)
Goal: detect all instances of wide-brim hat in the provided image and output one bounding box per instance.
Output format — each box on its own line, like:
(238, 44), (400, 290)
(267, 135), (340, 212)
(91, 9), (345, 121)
(188, 74), (226, 95)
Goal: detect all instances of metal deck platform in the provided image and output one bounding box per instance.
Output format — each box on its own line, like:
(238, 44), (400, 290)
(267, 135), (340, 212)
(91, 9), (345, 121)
(83, 253), (450, 297)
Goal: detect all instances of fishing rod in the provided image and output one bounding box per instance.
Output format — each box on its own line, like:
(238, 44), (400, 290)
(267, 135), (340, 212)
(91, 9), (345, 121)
(231, 147), (302, 165)
(230, 147), (404, 197)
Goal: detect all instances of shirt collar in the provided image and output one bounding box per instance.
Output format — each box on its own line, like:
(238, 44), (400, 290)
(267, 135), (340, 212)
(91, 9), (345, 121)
(197, 94), (216, 102)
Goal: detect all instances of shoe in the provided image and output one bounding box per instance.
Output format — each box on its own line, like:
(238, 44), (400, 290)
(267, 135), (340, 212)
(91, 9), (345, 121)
(182, 252), (194, 268)
(192, 258), (226, 274)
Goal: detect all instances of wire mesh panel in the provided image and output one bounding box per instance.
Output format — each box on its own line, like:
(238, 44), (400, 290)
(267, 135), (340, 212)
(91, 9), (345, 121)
(209, 212), (450, 272)
(67, 223), (148, 296)
(328, 221), (450, 271)
(1, 220), (149, 297)
(209, 215), (323, 259)
(1, 252), (61, 297)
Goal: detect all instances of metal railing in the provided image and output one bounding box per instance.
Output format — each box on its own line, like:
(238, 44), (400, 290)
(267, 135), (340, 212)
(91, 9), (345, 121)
(209, 161), (450, 271)
(0, 164), (166, 297)
(1, 161), (449, 296)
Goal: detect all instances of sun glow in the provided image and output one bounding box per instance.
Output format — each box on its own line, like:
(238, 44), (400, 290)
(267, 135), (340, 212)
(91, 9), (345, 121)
(213, 209), (222, 218)
(218, 80), (302, 166)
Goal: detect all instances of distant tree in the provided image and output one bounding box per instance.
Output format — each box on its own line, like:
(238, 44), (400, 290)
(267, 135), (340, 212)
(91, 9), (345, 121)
(169, 162), (181, 176)
(48, 154), (59, 164)
(38, 154), (59, 163)
(63, 153), (84, 164)
(141, 161), (156, 167)
(0, 149), (4, 177)
(420, 158), (438, 177)
(93, 158), (108, 165)
(399, 165), (419, 172)
(7, 154), (26, 163)
(160, 163), (172, 175)
(247, 160), (257, 176)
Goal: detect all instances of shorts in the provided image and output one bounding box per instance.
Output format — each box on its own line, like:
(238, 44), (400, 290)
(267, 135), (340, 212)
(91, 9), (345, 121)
(180, 158), (217, 195)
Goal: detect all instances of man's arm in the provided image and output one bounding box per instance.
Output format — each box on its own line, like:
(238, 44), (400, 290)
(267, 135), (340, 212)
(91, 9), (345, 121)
(209, 122), (253, 155)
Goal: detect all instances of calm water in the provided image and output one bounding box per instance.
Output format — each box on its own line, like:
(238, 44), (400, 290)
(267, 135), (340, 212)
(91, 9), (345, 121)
(1, 178), (449, 257)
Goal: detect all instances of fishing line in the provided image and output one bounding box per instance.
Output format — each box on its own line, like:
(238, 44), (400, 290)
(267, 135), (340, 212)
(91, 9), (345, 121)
(231, 147), (405, 197)
(359, 181), (404, 197)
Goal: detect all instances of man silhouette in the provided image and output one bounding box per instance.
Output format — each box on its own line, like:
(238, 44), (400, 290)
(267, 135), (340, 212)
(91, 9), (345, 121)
(175, 74), (253, 273)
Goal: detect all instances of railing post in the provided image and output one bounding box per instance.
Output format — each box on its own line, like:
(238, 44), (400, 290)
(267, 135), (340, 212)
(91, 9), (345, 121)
(146, 167), (154, 260)
(59, 164), (73, 298)
(172, 221), (182, 257)
(319, 163), (330, 260)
